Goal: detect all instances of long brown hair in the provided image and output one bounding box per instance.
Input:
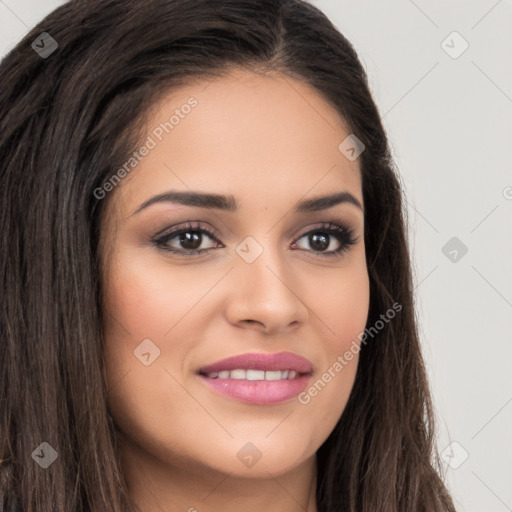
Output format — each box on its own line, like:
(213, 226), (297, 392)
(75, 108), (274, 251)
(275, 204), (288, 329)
(0, 0), (456, 510)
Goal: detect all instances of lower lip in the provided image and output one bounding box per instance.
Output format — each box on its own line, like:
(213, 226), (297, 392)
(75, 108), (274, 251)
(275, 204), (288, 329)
(198, 374), (311, 405)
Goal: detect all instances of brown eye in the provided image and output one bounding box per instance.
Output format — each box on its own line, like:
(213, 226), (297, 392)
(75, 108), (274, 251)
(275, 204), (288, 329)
(153, 223), (222, 254)
(176, 231), (203, 250)
(292, 222), (357, 256)
(307, 232), (330, 252)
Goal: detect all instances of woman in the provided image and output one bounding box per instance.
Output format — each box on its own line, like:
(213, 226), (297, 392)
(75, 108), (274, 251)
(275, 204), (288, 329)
(0, 0), (456, 511)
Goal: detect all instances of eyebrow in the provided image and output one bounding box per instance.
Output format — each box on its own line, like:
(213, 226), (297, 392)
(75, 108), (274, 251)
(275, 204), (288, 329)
(131, 190), (363, 216)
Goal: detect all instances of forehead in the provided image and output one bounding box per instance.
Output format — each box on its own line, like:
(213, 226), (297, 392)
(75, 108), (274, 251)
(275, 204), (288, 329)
(111, 68), (362, 215)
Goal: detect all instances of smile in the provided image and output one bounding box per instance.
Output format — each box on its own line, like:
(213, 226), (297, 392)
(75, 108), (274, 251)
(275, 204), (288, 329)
(197, 352), (313, 404)
(203, 369), (302, 380)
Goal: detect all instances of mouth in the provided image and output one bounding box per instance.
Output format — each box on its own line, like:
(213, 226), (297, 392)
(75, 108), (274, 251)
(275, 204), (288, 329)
(196, 351), (313, 405)
(199, 369), (306, 380)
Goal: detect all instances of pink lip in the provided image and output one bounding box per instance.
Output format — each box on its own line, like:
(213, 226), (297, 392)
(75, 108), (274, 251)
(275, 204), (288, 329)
(197, 352), (313, 405)
(198, 351), (313, 374)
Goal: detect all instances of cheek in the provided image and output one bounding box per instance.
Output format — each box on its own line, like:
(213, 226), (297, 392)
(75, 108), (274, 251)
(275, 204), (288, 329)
(101, 251), (225, 409)
(296, 260), (369, 431)
(101, 254), (211, 454)
(102, 251), (216, 340)
(313, 260), (370, 352)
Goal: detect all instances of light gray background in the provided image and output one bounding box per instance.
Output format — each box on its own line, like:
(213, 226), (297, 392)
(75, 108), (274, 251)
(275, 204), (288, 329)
(1, 1), (511, 510)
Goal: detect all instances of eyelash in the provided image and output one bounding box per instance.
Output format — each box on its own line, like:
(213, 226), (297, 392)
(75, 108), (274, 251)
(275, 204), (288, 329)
(151, 218), (358, 258)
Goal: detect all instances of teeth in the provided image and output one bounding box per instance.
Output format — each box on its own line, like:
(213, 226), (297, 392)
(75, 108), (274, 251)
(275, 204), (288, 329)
(246, 369), (265, 380)
(206, 369), (301, 380)
(264, 370), (282, 381)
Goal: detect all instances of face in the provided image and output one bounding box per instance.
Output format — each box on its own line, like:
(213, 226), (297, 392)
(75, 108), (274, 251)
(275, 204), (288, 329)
(100, 68), (369, 483)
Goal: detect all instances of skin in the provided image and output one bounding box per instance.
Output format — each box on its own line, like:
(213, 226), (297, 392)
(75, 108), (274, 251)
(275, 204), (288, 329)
(100, 67), (370, 512)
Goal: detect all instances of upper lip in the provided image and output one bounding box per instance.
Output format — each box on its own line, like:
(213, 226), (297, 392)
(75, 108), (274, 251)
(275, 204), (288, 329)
(198, 351), (314, 375)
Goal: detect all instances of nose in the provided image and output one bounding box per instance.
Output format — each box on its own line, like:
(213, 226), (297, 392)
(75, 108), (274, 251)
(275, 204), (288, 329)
(224, 245), (309, 335)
